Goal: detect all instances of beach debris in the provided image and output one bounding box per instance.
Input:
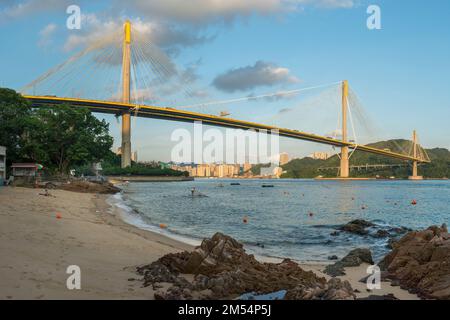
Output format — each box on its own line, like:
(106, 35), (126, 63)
(358, 294), (399, 300)
(378, 224), (450, 300)
(39, 189), (56, 197)
(238, 290), (286, 300)
(324, 248), (374, 277)
(308, 212), (314, 217)
(242, 216), (249, 224)
(56, 212), (62, 219)
(138, 233), (355, 300)
(159, 223), (168, 229)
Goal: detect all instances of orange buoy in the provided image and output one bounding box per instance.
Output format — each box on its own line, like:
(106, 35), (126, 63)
(159, 223), (168, 229)
(411, 200), (417, 205)
(56, 213), (62, 219)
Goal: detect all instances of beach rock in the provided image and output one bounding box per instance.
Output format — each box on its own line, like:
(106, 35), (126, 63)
(373, 230), (390, 238)
(285, 278), (354, 300)
(324, 248), (374, 277)
(339, 219), (375, 236)
(138, 232), (356, 300)
(59, 180), (120, 194)
(328, 255), (339, 261)
(379, 224), (450, 300)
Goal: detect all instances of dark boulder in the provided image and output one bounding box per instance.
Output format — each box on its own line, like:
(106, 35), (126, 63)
(324, 248), (374, 277)
(379, 224), (450, 300)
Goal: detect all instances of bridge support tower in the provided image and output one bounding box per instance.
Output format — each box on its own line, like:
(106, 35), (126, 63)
(340, 80), (350, 178)
(409, 130), (423, 180)
(121, 20), (132, 168)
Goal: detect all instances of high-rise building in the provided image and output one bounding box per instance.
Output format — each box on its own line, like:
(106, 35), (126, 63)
(131, 151), (138, 162)
(279, 153), (290, 166)
(243, 162), (253, 173)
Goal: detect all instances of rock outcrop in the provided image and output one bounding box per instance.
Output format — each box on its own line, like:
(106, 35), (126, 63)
(60, 180), (120, 194)
(339, 220), (375, 235)
(379, 224), (450, 300)
(324, 248), (374, 277)
(137, 233), (355, 300)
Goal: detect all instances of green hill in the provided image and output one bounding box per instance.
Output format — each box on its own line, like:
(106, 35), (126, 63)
(282, 139), (450, 179)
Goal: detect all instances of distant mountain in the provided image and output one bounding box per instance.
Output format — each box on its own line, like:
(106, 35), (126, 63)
(282, 139), (450, 179)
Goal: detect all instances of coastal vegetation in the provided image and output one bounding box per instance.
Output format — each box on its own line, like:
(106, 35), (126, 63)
(282, 140), (450, 179)
(0, 88), (113, 174)
(0, 88), (188, 178)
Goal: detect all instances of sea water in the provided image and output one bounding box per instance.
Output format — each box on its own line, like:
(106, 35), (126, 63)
(110, 179), (450, 263)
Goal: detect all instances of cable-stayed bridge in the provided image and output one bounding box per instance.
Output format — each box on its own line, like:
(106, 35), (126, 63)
(20, 21), (430, 179)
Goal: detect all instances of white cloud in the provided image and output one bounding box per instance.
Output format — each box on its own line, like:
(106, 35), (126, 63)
(38, 23), (57, 47)
(212, 61), (299, 93)
(0, 0), (72, 20)
(63, 15), (210, 56)
(120, 0), (355, 25)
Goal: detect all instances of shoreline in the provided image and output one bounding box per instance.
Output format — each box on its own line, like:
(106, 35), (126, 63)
(0, 187), (419, 300)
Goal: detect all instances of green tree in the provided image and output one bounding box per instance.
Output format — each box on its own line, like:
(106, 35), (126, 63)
(0, 88), (32, 165)
(32, 105), (113, 173)
(0, 88), (114, 174)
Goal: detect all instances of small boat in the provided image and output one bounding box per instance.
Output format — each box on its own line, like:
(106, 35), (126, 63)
(262, 184), (275, 188)
(230, 182), (241, 186)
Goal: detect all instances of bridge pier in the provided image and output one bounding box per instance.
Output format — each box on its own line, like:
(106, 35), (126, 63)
(409, 130), (423, 180)
(121, 112), (132, 168)
(121, 20), (132, 168)
(340, 80), (350, 178)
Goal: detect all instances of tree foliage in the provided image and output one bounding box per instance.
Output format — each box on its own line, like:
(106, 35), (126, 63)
(282, 141), (450, 179)
(0, 88), (113, 174)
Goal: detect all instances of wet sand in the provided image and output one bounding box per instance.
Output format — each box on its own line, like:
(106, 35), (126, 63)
(0, 187), (418, 300)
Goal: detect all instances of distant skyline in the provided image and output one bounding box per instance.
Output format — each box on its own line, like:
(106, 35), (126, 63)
(1, 0), (450, 162)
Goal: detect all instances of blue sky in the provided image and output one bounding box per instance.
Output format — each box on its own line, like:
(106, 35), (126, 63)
(1, 0), (449, 162)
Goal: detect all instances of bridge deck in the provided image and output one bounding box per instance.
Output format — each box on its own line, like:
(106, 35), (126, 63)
(24, 95), (430, 163)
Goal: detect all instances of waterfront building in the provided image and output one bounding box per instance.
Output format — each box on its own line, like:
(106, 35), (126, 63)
(279, 153), (290, 166)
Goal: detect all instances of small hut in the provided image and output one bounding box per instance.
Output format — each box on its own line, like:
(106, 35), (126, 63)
(11, 163), (43, 177)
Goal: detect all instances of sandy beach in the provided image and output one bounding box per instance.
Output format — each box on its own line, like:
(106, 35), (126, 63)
(0, 187), (418, 300)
